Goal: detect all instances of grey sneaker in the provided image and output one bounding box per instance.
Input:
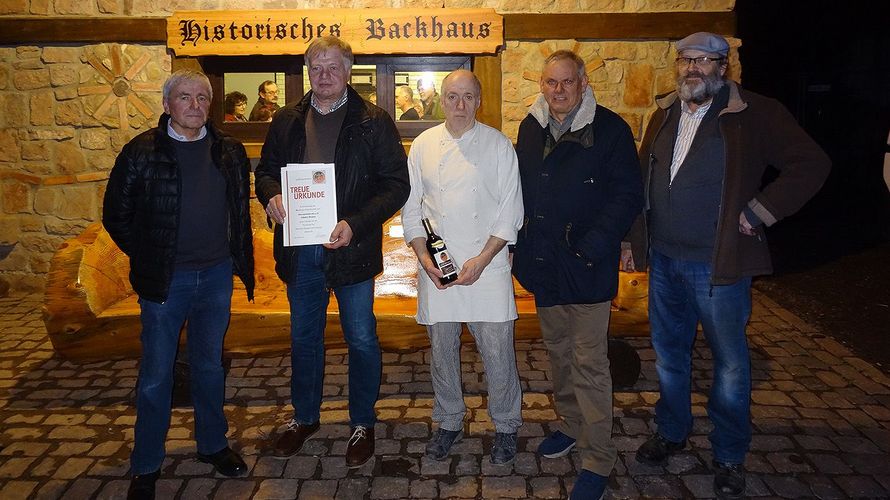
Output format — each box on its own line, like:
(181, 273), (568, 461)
(425, 428), (463, 461)
(490, 432), (518, 465)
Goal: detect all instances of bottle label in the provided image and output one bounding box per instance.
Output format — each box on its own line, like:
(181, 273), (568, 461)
(432, 250), (456, 276)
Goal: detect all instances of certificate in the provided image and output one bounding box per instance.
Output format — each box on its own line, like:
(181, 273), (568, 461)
(281, 163), (337, 246)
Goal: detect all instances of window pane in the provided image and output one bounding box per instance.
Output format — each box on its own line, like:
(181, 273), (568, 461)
(302, 64), (377, 105)
(223, 72), (286, 122)
(395, 71), (449, 121)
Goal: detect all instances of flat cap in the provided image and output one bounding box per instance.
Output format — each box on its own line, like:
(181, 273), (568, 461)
(676, 32), (729, 57)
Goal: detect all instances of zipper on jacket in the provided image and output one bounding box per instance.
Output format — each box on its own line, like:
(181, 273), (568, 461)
(564, 222), (573, 247)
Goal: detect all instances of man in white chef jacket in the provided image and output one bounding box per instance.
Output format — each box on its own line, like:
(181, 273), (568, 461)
(401, 69), (525, 465)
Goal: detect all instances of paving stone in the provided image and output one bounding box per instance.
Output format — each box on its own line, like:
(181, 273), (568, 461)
(481, 475), (527, 498)
(763, 475), (811, 498)
(0, 480), (38, 500)
(284, 456), (319, 479)
(254, 478), (299, 499)
(213, 479), (257, 499)
(765, 452), (813, 473)
(369, 477), (409, 499)
(834, 475), (887, 498)
(806, 453), (852, 474)
(335, 477), (370, 500)
(439, 476), (479, 497)
(0, 456), (37, 478)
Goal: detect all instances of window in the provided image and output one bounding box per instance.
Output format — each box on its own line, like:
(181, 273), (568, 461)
(202, 55), (470, 143)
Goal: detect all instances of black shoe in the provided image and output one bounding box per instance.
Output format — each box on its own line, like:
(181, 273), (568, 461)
(197, 446), (248, 477)
(425, 428), (463, 461)
(713, 461), (746, 500)
(635, 433), (686, 466)
(272, 419), (320, 458)
(127, 470), (159, 500)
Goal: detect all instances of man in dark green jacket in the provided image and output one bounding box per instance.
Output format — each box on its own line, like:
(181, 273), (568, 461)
(512, 50), (643, 500)
(627, 32), (830, 500)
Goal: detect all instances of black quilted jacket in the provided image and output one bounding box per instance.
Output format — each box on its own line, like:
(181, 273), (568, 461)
(102, 114), (255, 303)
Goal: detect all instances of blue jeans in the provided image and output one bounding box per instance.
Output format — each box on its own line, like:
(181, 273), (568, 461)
(131, 259), (233, 475)
(287, 245), (380, 427)
(649, 250), (752, 465)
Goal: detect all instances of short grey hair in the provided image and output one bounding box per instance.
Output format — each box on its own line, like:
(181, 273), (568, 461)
(543, 50), (586, 80)
(305, 36), (354, 74)
(396, 85), (413, 100)
(163, 69), (212, 101)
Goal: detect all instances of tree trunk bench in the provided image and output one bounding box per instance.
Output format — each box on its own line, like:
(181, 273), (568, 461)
(43, 213), (649, 362)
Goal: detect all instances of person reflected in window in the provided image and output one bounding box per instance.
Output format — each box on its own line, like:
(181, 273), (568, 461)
(255, 106), (273, 122)
(224, 91), (248, 122)
(395, 85), (419, 120)
(249, 80), (280, 121)
(417, 77), (444, 120)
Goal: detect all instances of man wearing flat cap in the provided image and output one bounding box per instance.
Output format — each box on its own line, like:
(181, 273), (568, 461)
(624, 32), (830, 499)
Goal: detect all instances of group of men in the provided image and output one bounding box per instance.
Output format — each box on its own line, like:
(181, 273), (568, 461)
(104, 32), (829, 500)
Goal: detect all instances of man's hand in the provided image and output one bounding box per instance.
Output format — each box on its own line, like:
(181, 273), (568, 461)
(739, 211), (756, 236)
(408, 237), (448, 290)
(620, 246), (636, 272)
(265, 194), (285, 224)
(452, 255), (488, 286)
(323, 220), (353, 249)
(419, 253), (449, 290)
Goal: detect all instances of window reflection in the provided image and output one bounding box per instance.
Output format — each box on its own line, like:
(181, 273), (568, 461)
(223, 72), (286, 122)
(395, 71), (449, 121)
(302, 64), (377, 104)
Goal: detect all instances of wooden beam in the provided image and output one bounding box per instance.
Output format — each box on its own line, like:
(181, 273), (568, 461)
(0, 17), (167, 44)
(504, 12), (736, 40)
(1, 11), (734, 45)
(474, 53), (502, 131)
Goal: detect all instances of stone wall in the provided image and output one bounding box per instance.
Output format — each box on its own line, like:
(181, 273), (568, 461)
(501, 38), (741, 140)
(0, 0), (736, 293)
(0, 45), (169, 291)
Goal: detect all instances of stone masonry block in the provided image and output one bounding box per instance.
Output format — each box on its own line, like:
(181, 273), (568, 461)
(29, 91), (54, 126)
(54, 141), (87, 174)
(623, 63), (654, 107)
(13, 69), (49, 91)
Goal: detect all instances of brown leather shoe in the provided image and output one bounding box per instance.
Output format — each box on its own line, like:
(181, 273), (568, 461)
(272, 419), (320, 459)
(345, 425), (375, 468)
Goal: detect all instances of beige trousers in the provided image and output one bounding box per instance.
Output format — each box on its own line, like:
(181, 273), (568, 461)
(537, 301), (616, 476)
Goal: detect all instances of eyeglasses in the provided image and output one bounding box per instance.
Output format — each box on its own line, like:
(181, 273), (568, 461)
(675, 56), (725, 67)
(543, 78), (577, 90)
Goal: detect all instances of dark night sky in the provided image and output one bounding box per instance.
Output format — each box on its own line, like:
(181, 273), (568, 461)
(737, 0), (890, 266)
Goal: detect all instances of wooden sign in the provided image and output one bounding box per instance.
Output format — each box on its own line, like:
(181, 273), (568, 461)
(167, 8), (503, 56)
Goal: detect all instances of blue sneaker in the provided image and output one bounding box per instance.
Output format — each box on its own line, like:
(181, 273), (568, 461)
(538, 430), (576, 458)
(570, 470), (608, 500)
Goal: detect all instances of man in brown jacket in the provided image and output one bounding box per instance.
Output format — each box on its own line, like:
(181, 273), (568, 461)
(625, 32), (830, 500)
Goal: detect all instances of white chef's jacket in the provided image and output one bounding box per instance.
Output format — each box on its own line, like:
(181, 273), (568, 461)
(401, 121), (524, 325)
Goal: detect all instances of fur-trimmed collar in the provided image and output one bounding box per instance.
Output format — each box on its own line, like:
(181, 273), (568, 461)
(528, 86), (597, 132)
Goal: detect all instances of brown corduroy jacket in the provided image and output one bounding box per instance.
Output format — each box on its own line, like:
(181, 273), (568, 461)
(628, 81), (831, 285)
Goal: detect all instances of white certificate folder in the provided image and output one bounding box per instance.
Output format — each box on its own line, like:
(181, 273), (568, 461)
(280, 163), (337, 247)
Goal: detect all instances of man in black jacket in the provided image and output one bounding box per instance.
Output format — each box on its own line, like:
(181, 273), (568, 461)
(255, 36), (409, 469)
(103, 70), (255, 499)
(512, 50), (643, 500)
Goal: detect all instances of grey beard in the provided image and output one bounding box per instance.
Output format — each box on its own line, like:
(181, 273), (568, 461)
(677, 74), (726, 104)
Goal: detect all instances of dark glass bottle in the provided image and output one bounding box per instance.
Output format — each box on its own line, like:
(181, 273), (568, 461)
(422, 218), (458, 285)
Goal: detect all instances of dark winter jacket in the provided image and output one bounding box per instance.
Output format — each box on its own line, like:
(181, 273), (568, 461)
(102, 114), (255, 303)
(254, 86), (410, 288)
(513, 91), (644, 307)
(628, 81), (831, 284)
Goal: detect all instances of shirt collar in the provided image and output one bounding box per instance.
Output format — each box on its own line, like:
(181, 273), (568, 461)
(311, 89), (349, 115)
(166, 121), (207, 142)
(680, 98), (712, 117)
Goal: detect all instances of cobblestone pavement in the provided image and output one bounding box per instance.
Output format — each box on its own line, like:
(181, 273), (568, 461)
(2, 291), (890, 499)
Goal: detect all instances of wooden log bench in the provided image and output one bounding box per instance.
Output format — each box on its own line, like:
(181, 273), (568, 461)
(43, 210), (649, 362)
